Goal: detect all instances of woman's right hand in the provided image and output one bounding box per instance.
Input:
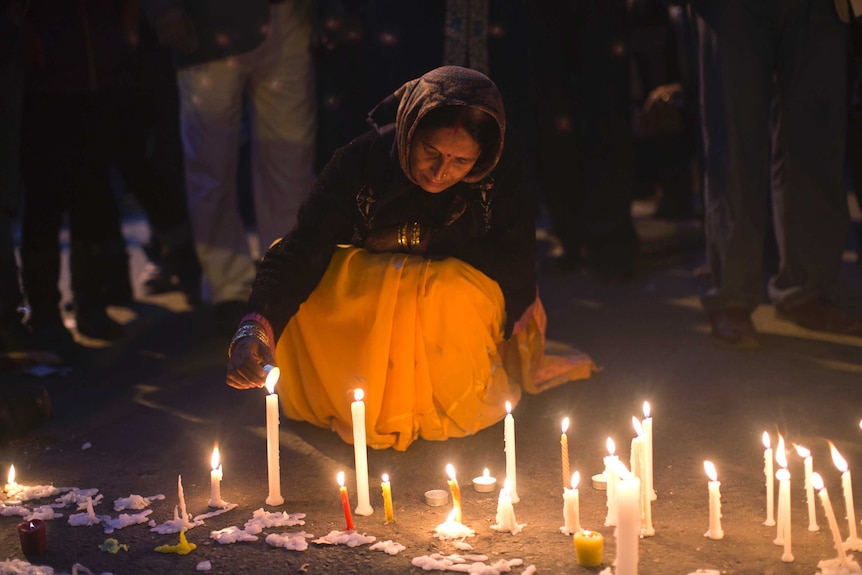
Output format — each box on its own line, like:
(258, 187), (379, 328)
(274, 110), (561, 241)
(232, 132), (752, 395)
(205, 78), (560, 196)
(226, 336), (276, 390)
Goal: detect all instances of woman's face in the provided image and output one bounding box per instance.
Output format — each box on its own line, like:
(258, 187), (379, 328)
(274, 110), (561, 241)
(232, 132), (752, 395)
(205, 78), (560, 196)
(409, 126), (481, 193)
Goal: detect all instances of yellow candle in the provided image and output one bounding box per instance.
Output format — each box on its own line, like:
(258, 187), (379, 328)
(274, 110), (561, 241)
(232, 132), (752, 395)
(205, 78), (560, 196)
(381, 473), (394, 524)
(573, 530), (604, 567)
(561, 417), (571, 489)
(446, 464), (462, 524)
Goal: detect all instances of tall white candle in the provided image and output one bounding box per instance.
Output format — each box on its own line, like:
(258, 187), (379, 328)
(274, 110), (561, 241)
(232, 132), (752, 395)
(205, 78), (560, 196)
(351, 388), (373, 516)
(794, 444), (818, 532)
(264, 366), (284, 506)
(614, 461), (640, 575)
(631, 417), (654, 536)
(504, 401), (519, 503)
(830, 442), (862, 549)
(773, 437), (790, 549)
(561, 417), (571, 490)
(208, 444), (224, 508)
(562, 471), (581, 535)
(703, 460), (723, 540)
(812, 472), (852, 568)
(763, 432), (775, 526)
(775, 468), (794, 562)
(604, 438), (619, 527)
(642, 401), (656, 501)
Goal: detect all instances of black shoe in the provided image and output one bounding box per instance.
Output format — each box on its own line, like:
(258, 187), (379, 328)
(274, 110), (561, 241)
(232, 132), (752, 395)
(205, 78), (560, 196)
(708, 308), (760, 350)
(214, 300), (248, 338)
(75, 305), (124, 341)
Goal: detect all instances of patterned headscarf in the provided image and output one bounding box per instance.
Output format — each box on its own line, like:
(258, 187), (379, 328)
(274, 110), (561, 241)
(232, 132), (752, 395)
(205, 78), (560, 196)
(394, 66), (505, 185)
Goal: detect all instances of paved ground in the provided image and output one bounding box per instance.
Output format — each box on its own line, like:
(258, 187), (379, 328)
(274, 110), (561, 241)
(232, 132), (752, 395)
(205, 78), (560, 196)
(1, 204), (861, 575)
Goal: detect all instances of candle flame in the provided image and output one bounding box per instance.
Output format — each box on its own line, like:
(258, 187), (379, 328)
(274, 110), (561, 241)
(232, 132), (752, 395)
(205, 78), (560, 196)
(776, 468), (790, 481)
(354, 388), (364, 402)
(505, 401), (512, 415)
(211, 445), (220, 470)
(632, 415), (644, 437)
(794, 444), (810, 459)
(704, 460), (717, 481)
(606, 437), (615, 455)
(264, 366), (280, 394)
(562, 417), (569, 434)
(830, 442), (848, 473)
(382, 473), (389, 483)
(859, 419), (862, 431)
(29, 521), (35, 529)
(775, 435), (787, 469)
(337, 471), (345, 487)
(446, 464), (456, 481)
(572, 471), (580, 489)
(762, 431), (770, 449)
(812, 472), (825, 492)
(643, 401), (650, 419)
(483, 468), (490, 479)
(7, 464), (14, 485)
(445, 508), (458, 524)
(612, 459), (632, 480)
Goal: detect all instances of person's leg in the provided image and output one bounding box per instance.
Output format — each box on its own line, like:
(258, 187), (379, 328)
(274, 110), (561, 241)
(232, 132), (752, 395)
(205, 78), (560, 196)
(246, 1), (316, 251)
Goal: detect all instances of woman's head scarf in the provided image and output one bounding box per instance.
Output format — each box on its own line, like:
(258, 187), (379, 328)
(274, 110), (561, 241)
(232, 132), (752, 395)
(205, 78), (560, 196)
(392, 66), (506, 185)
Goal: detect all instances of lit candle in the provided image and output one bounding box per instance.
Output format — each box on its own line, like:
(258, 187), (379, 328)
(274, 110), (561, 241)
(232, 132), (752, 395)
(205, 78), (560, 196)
(17, 519), (47, 555)
(573, 530), (604, 567)
(5, 464), (17, 495)
(642, 401), (656, 501)
(794, 444), (818, 532)
(614, 461), (640, 575)
(562, 471), (581, 535)
(703, 460), (724, 540)
(381, 474), (394, 524)
(264, 366), (283, 506)
(631, 416), (654, 536)
(446, 464), (462, 524)
(504, 401), (519, 503)
(774, 438), (794, 562)
(351, 388), (373, 516)
(492, 477), (522, 534)
(812, 472), (851, 569)
(604, 438), (619, 527)
(208, 444), (224, 508)
(561, 417), (571, 489)
(830, 442), (862, 549)
(337, 471), (355, 531)
(763, 431), (775, 526)
(472, 468), (497, 493)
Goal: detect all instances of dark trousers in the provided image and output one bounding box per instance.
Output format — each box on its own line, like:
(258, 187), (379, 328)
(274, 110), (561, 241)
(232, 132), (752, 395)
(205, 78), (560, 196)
(0, 34), (23, 322)
(695, 0), (849, 312)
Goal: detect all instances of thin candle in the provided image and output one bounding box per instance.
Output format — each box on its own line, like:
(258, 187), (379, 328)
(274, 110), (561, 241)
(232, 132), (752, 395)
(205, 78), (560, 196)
(812, 472), (851, 569)
(561, 417), (571, 489)
(775, 468), (794, 562)
(337, 472), (355, 531)
(794, 444), (818, 532)
(830, 442), (862, 549)
(381, 474), (394, 524)
(208, 444), (224, 508)
(763, 431), (775, 526)
(504, 401), (519, 503)
(703, 460), (724, 540)
(264, 366), (283, 506)
(446, 464), (462, 524)
(774, 435), (788, 544)
(604, 437), (619, 527)
(562, 471), (581, 535)
(643, 401), (656, 501)
(631, 417), (654, 536)
(351, 388), (373, 516)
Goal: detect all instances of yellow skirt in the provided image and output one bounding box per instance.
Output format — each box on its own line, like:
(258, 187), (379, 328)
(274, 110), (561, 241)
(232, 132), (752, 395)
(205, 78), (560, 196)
(274, 246), (563, 450)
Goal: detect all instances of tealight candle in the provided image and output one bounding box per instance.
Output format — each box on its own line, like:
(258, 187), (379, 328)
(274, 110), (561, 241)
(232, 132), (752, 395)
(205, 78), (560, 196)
(264, 366), (284, 506)
(573, 530), (603, 567)
(812, 472), (851, 569)
(446, 464), (462, 524)
(763, 431), (775, 526)
(472, 468), (497, 493)
(208, 444), (224, 508)
(642, 401), (656, 501)
(504, 401), (519, 503)
(381, 474), (394, 524)
(337, 471), (355, 531)
(351, 389), (373, 516)
(561, 417), (571, 489)
(703, 460), (724, 540)
(794, 444), (818, 532)
(614, 461), (640, 575)
(604, 438), (619, 527)
(17, 519), (47, 554)
(830, 442), (862, 550)
(562, 471), (581, 535)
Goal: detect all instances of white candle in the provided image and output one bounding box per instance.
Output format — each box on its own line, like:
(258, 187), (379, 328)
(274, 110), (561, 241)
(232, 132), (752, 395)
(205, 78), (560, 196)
(561, 417), (571, 489)
(178, 474), (189, 524)
(763, 431), (775, 526)
(775, 468), (794, 562)
(351, 388), (373, 516)
(604, 438), (619, 527)
(614, 461), (640, 575)
(642, 401), (656, 501)
(631, 417), (654, 536)
(208, 444), (224, 508)
(504, 401), (519, 503)
(703, 460), (724, 540)
(562, 471), (581, 535)
(794, 444), (818, 532)
(5, 464), (17, 494)
(830, 442), (862, 549)
(493, 478), (522, 534)
(812, 472), (851, 568)
(264, 366), (284, 506)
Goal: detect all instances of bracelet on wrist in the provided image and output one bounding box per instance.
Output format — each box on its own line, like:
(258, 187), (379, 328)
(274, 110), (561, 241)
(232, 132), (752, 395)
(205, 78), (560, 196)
(228, 321), (270, 358)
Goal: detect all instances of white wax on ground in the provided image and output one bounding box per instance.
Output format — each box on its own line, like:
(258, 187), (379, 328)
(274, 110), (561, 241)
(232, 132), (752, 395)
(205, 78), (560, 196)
(195, 560), (212, 572)
(369, 540), (406, 555)
(113, 494), (164, 511)
(313, 529), (376, 547)
(210, 526), (259, 544)
(266, 531), (315, 551)
(410, 553), (524, 574)
(103, 509), (153, 533)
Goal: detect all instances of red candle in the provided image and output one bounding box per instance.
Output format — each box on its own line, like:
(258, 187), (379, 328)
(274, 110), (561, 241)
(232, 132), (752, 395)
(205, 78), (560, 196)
(17, 519), (47, 554)
(337, 471), (354, 531)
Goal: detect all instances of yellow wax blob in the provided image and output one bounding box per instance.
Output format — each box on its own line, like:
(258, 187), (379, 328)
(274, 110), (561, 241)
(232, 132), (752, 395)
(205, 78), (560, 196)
(99, 538), (128, 554)
(573, 530), (604, 567)
(155, 530), (197, 555)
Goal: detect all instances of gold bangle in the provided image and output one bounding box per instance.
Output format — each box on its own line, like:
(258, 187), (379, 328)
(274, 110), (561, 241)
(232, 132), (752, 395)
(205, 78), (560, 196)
(228, 322), (270, 357)
(410, 222), (421, 247)
(397, 223), (408, 249)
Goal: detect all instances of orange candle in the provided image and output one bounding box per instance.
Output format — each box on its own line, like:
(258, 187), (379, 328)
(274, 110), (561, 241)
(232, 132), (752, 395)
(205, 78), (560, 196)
(337, 472), (354, 531)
